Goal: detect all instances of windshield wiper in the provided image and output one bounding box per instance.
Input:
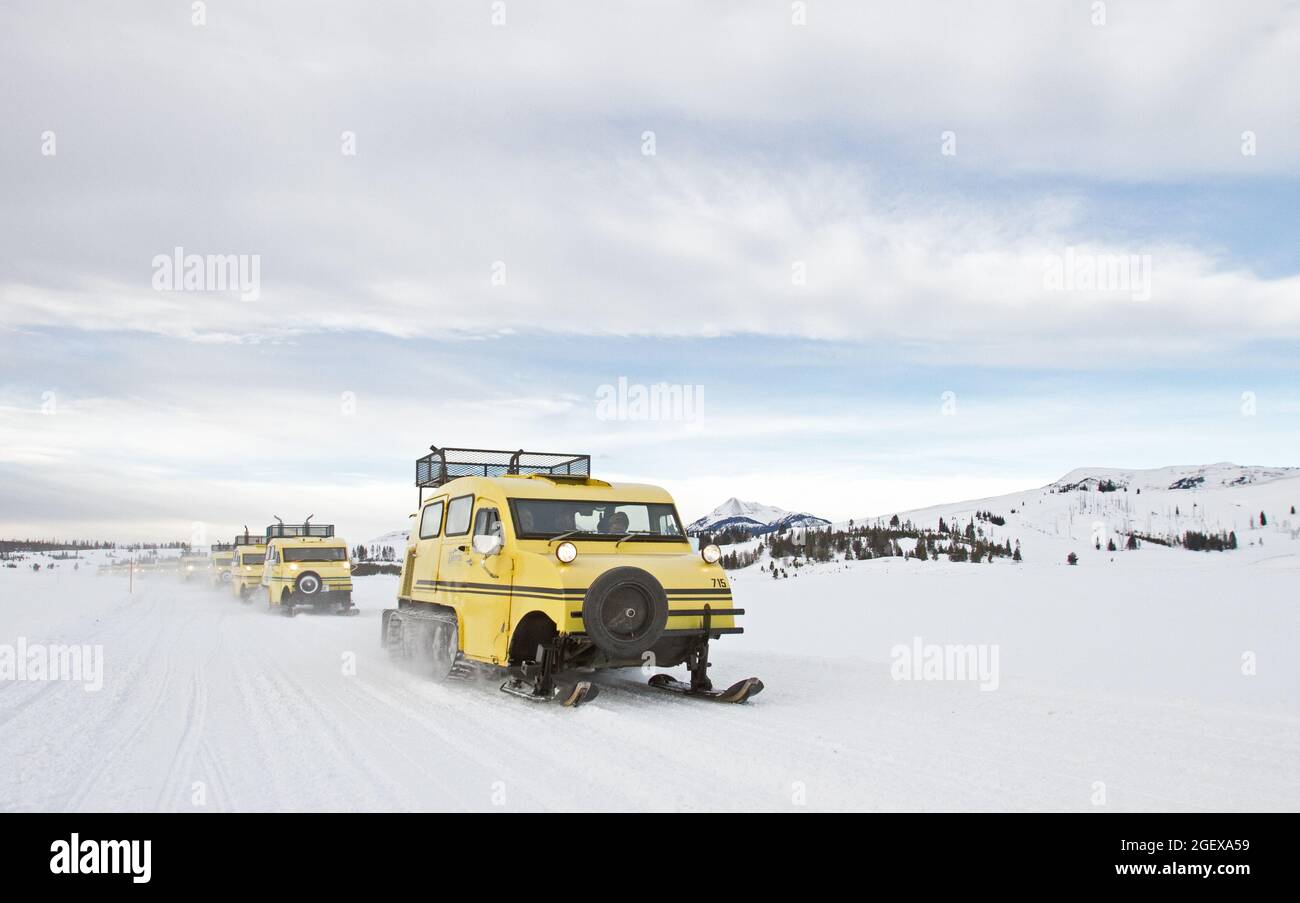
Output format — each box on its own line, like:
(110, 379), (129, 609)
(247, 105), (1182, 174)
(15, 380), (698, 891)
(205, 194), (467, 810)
(547, 530), (585, 545)
(614, 531), (653, 547)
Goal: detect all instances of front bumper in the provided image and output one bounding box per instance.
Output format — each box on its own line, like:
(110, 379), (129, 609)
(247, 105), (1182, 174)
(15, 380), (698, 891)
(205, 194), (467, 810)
(568, 604), (744, 639)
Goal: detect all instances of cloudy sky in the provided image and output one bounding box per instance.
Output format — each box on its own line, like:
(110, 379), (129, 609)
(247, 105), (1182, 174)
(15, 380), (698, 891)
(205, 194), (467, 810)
(2, 0), (1299, 542)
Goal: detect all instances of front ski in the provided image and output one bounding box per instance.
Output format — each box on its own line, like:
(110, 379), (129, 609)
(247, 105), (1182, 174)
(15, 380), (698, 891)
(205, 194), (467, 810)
(648, 673), (764, 703)
(500, 677), (599, 707)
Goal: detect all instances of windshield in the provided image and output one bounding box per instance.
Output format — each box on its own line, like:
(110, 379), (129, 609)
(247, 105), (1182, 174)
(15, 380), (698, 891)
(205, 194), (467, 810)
(509, 499), (685, 541)
(282, 546), (348, 562)
(241, 554), (264, 565)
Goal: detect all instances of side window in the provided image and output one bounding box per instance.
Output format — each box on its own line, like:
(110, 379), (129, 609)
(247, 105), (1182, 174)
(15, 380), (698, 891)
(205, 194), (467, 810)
(473, 507), (502, 540)
(445, 495), (474, 536)
(419, 500), (445, 539)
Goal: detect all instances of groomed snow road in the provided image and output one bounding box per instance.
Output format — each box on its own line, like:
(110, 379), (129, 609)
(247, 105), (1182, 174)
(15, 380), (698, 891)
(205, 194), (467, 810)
(2, 564), (1298, 812)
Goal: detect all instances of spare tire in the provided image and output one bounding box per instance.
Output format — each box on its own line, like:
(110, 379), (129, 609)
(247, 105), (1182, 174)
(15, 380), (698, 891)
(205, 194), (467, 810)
(581, 567), (669, 659)
(295, 572), (322, 595)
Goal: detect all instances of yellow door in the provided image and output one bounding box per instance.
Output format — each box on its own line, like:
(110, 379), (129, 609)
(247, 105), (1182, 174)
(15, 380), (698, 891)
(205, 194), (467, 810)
(441, 496), (512, 663)
(408, 499), (445, 600)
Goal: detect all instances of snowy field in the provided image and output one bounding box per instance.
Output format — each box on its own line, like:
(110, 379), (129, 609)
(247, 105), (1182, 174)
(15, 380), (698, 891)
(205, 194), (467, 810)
(2, 544), (1298, 812)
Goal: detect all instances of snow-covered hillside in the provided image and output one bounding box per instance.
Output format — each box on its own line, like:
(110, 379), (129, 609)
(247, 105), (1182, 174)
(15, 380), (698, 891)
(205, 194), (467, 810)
(836, 463), (1300, 565)
(364, 529), (409, 553)
(688, 497), (829, 535)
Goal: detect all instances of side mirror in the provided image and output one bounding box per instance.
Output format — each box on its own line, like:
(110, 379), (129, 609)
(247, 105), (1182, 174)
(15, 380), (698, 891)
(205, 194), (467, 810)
(472, 534), (503, 557)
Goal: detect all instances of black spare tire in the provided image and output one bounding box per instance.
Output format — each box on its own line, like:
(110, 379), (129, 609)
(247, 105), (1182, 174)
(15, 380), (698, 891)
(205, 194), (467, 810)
(581, 567), (670, 659)
(296, 572), (322, 595)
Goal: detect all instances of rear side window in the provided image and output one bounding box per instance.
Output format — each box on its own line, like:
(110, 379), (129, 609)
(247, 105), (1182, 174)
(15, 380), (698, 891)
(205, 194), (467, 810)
(445, 495), (473, 536)
(419, 500), (445, 539)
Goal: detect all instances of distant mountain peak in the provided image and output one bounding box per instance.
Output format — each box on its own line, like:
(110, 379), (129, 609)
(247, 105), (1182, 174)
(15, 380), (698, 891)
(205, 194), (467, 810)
(687, 499), (829, 536)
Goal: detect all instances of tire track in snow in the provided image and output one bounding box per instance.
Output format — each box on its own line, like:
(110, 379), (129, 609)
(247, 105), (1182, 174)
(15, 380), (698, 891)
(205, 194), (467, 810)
(63, 612), (182, 811)
(151, 611), (223, 811)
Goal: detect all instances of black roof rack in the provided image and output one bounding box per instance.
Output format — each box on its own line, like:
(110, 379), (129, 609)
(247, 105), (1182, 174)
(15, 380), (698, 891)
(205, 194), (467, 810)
(232, 532), (267, 546)
(416, 446), (591, 492)
(210, 543), (234, 552)
(264, 515), (334, 539)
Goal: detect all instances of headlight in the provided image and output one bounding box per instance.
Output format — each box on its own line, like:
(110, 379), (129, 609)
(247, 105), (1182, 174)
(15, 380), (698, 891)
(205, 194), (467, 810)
(555, 541), (578, 563)
(186, 565), (194, 571)
(701, 544), (721, 564)
(289, 563), (299, 571)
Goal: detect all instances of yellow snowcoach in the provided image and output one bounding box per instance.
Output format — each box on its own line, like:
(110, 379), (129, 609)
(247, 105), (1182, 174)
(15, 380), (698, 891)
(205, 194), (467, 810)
(229, 529), (267, 602)
(179, 552), (207, 582)
(383, 446), (762, 707)
(209, 543), (234, 587)
(261, 517), (356, 616)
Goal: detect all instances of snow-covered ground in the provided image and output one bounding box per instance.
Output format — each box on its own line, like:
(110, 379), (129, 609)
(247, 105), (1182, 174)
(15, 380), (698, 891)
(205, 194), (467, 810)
(2, 534), (1298, 811)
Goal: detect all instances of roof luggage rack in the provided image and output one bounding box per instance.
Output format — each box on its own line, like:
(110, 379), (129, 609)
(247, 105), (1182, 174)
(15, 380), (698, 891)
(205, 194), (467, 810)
(416, 446), (592, 505)
(210, 543), (234, 552)
(265, 515), (335, 539)
(232, 527), (267, 546)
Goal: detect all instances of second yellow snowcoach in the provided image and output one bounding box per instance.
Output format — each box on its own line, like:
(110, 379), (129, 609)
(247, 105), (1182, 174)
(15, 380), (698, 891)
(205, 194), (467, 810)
(383, 446), (763, 707)
(261, 518), (356, 616)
